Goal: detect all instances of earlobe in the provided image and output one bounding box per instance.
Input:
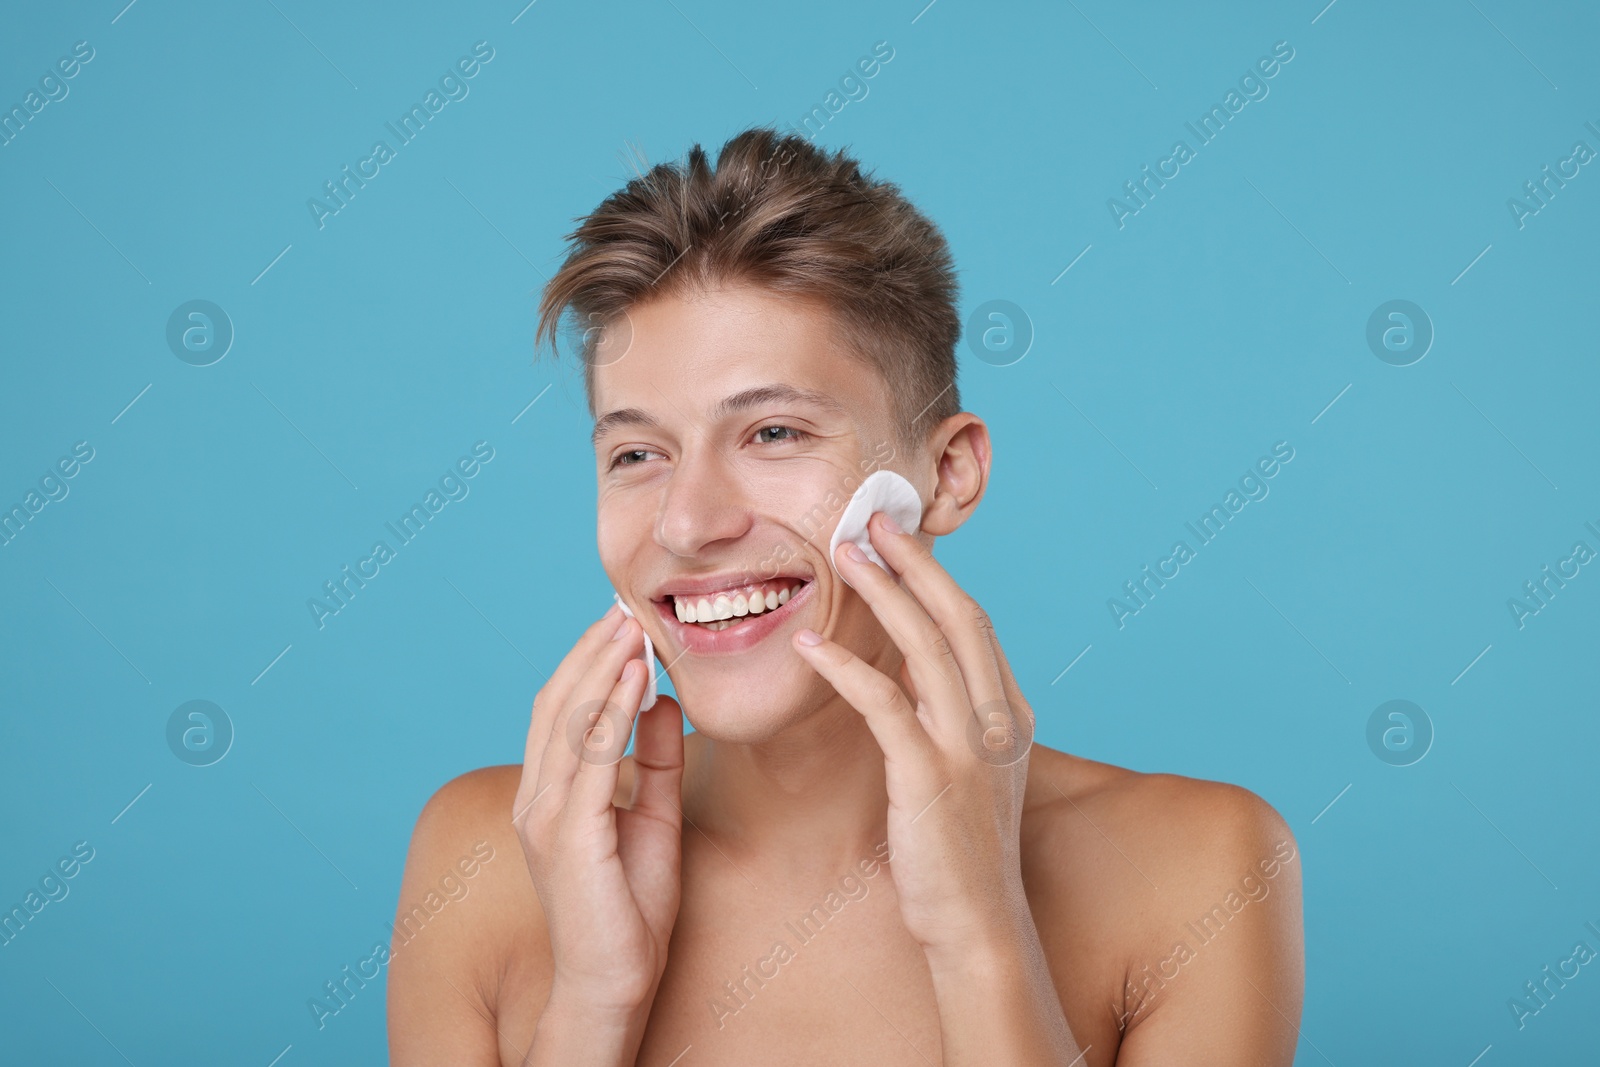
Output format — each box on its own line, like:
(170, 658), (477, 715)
(917, 414), (991, 537)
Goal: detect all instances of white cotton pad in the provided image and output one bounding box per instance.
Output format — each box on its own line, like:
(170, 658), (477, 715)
(612, 591), (659, 714)
(828, 469), (924, 588)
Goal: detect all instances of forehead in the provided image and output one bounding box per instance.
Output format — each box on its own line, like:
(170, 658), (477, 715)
(589, 284), (888, 422)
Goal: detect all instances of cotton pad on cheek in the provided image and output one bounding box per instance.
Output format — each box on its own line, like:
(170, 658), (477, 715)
(612, 591), (659, 715)
(828, 469), (924, 588)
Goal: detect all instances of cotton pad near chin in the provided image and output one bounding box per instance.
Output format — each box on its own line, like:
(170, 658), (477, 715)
(828, 469), (923, 587)
(612, 591), (659, 714)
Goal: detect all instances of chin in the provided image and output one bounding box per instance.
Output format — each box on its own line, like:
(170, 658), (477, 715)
(641, 571), (839, 741)
(674, 668), (837, 743)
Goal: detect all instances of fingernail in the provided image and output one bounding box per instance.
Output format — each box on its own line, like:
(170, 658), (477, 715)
(622, 659), (640, 681)
(603, 602), (621, 620)
(844, 542), (869, 564)
(795, 628), (823, 646)
(878, 512), (902, 535)
(611, 616), (632, 641)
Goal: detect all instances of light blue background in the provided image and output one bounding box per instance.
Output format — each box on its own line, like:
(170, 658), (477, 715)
(3, 0), (1597, 1063)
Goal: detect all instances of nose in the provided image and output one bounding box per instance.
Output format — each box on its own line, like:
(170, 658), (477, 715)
(654, 442), (753, 558)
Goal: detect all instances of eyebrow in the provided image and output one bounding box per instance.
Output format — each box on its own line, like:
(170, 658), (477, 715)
(591, 383), (845, 448)
(590, 407), (660, 449)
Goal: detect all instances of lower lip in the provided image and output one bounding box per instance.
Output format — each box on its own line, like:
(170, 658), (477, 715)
(655, 582), (814, 655)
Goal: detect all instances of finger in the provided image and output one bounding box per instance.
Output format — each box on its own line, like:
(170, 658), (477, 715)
(831, 537), (963, 703)
(522, 605), (624, 771)
(514, 604), (625, 821)
(862, 512), (1011, 730)
(986, 631), (1034, 732)
(628, 695), (685, 828)
(566, 655), (649, 819)
(792, 628), (941, 778)
(535, 616), (646, 813)
(833, 534), (998, 741)
(948, 596), (1035, 765)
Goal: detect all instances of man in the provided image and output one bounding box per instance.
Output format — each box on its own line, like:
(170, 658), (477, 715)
(387, 126), (1304, 1065)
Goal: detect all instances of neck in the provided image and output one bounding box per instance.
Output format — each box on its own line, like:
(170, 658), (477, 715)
(682, 679), (896, 881)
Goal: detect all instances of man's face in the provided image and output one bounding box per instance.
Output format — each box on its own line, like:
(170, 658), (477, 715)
(590, 283), (910, 742)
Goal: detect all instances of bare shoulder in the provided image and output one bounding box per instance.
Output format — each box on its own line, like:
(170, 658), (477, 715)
(1021, 745), (1298, 870)
(1020, 745), (1305, 1055)
(390, 765), (546, 1005)
(396, 755), (648, 938)
(399, 763), (542, 929)
(408, 761), (524, 837)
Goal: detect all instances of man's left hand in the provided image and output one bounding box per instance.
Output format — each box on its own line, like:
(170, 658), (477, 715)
(791, 509), (1037, 960)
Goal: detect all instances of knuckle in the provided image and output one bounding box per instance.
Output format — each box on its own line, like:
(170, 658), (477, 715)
(822, 642), (856, 668)
(868, 673), (906, 708)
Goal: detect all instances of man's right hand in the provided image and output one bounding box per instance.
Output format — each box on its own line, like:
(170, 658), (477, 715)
(512, 603), (685, 1050)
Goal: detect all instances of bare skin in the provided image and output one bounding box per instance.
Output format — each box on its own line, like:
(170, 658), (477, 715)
(387, 284), (1305, 1066)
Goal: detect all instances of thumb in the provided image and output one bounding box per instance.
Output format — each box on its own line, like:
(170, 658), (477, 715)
(628, 695), (685, 823)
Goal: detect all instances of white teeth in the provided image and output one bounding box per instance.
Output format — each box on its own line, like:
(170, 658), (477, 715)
(673, 582), (802, 628)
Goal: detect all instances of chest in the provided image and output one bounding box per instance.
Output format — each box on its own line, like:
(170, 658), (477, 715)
(636, 871), (942, 1066)
(492, 857), (1127, 1066)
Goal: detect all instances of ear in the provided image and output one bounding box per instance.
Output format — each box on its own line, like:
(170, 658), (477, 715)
(917, 412), (991, 537)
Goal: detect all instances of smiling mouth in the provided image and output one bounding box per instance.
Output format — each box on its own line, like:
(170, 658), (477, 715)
(666, 578), (810, 632)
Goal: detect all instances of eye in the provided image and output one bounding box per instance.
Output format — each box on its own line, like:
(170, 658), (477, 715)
(609, 448), (663, 469)
(753, 424), (806, 445)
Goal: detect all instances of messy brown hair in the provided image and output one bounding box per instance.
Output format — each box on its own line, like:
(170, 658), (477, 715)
(534, 124), (962, 446)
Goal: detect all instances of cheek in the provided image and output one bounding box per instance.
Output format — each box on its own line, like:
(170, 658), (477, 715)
(595, 489), (651, 559)
(768, 477), (860, 558)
